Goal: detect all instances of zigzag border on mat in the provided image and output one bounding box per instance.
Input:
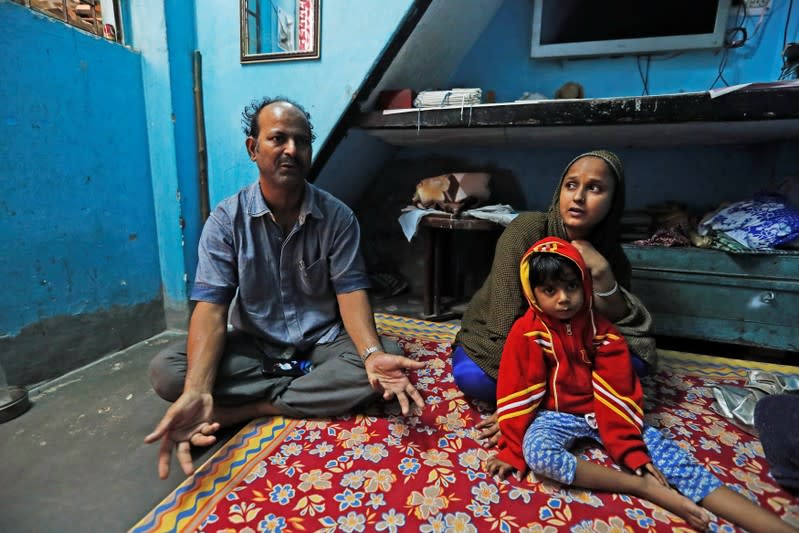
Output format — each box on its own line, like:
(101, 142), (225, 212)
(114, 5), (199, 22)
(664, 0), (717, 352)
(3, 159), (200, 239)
(130, 417), (293, 533)
(658, 350), (799, 380)
(375, 313), (458, 343)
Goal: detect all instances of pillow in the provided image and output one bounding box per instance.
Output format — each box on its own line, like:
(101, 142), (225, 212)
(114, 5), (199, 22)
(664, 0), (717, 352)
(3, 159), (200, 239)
(697, 194), (799, 249)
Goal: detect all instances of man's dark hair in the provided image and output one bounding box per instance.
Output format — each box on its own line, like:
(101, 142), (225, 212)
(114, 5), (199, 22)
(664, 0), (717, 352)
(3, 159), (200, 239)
(241, 96), (316, 142)
(529, 254), (581, 288)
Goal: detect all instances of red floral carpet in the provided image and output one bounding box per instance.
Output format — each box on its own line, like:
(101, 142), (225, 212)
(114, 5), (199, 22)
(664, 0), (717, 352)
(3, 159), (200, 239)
(131, 314), (799, 533)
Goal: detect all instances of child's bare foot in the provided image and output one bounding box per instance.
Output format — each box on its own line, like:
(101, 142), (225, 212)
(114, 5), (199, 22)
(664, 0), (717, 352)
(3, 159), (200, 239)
(571, 460), (711, 531)
(638, 473), (710, 531)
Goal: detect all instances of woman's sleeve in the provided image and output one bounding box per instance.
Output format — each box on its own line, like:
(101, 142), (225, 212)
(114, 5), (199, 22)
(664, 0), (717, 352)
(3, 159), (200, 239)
(607, 245), (658, 367)
(481, 218), (539, 337)
(610, 247), (632, 289)
(614, 286), (658, 368)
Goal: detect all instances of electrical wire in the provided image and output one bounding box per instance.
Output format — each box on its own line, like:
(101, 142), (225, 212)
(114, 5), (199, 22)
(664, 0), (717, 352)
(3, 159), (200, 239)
(636, 55), (651, 96)
(780, 0), (797, 79)
(709, 46), (732, 89)
(710, 2), (749, 89)
(631, 3), (756, 94)
(634, 50), (685, 95)
(784, 0), (795, 50)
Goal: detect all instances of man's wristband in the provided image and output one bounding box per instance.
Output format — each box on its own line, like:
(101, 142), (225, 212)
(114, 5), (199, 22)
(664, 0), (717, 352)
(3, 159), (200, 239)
(594, 280), (619, 298)
(362, 345), (381, 363)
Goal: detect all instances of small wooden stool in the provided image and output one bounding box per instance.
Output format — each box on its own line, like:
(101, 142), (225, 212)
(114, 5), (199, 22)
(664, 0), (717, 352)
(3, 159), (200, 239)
(419, 214), (502, 321)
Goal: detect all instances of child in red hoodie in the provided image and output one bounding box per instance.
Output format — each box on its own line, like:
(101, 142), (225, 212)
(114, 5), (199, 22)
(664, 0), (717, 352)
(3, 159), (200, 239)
(486, 237), (795, 533)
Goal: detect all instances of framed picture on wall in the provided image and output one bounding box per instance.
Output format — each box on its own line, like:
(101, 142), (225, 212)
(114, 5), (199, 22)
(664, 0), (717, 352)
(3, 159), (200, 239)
(240, 0), (320, 63)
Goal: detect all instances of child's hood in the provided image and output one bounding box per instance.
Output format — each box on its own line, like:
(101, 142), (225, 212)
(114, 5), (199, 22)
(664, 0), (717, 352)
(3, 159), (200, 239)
(519, 236), (594, 315)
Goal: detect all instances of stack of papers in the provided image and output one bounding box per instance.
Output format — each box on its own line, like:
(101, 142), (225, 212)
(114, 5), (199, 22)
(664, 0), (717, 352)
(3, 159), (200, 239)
(413, 88), (482, 108)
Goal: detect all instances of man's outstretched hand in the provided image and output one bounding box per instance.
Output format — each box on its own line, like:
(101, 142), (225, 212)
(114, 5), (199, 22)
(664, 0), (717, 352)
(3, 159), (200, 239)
(365, 352), (427, 416)
(144, 391), (220, 479)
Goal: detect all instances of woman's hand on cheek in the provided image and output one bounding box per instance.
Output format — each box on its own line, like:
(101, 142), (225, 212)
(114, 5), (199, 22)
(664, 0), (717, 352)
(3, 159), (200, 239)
(570, 240), (611, 280)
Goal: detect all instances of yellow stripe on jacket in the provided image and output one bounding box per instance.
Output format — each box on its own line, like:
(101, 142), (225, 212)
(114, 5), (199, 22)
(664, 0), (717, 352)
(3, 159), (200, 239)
(497, 382), (546, 424)
(592, 373), (644, 429)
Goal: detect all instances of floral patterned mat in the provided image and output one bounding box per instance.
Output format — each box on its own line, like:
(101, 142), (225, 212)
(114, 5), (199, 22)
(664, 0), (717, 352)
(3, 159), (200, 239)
(130, 314), (799, 533)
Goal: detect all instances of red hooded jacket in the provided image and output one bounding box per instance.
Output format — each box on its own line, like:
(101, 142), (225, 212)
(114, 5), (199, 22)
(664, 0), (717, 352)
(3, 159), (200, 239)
(494, 237), (651, 474)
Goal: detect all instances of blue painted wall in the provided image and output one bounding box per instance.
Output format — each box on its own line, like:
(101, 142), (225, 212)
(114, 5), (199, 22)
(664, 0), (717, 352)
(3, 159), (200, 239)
(0, 1), (161, 336)
(126, 0), (191, 324)
(450, 0), (797, 101)
(164, 1), (202, 304)
(194, 0), (416, 206)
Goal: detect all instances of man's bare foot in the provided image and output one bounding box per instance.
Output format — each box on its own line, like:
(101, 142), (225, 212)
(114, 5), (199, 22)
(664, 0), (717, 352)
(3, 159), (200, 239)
(188, 422), (221, 447)
(638, 473), (710, 531)
(475, 412), (500, 447)
(185, 401), (281, 448)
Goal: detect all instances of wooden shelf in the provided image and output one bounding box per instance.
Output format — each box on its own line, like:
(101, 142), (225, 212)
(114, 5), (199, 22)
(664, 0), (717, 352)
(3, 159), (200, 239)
(355, 84), (799, 147)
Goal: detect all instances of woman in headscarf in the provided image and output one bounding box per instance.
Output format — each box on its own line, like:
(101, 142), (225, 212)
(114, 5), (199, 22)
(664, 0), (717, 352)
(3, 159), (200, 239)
(452, 150), (657, 446)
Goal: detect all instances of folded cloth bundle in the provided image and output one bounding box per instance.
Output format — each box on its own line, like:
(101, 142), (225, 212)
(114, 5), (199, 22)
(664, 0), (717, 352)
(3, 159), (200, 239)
(711, 385), (764, 435)
(698, 194), (799, 249)
(746, 369), (799, 395)
(711, 370), (799, 436)
(412, 172), (491, 214)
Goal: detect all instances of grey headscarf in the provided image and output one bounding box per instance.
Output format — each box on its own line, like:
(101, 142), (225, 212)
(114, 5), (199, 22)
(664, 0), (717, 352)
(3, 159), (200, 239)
(548, 149), (630, 286)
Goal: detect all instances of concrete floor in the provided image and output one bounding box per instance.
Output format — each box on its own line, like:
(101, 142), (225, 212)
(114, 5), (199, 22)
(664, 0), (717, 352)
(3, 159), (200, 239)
(0, 295), (431, 533)
(0, 331), (204, 532)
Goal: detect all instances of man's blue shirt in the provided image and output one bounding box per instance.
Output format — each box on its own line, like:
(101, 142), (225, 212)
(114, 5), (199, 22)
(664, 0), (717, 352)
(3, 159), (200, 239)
(191, 181), (369, 351)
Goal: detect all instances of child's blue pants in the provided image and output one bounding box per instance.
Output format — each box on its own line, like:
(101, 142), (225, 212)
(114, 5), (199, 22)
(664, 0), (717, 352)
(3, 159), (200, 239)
(522, 410), (723, 502)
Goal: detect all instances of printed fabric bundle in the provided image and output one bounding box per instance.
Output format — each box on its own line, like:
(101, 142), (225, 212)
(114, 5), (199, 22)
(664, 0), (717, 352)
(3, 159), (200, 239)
(412, 172), (491, 215)
(697, 194), (799, 250)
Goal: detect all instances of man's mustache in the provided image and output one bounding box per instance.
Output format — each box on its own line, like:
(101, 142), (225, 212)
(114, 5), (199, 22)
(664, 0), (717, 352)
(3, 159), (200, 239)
(278, 156), (301, 166)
